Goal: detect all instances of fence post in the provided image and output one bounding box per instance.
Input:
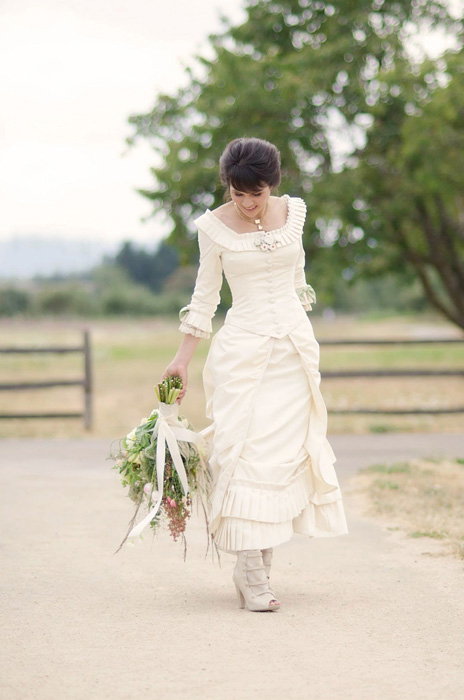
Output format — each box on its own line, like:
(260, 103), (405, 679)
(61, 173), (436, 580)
(83, 330), (93, 431)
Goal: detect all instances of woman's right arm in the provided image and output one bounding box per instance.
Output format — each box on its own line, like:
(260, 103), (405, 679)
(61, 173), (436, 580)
(161, 228), (223, 403)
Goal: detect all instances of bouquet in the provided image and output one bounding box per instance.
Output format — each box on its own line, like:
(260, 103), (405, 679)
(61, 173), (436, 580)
(110, 376), (219, 561)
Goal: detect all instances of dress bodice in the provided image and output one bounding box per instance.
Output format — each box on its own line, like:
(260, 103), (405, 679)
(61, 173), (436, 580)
(221, 238), (309, 337)
(179, 195), (316, 340)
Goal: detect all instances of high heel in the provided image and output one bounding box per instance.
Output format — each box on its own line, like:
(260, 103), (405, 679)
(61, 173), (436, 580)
(235, 583), (246, 609)
(232, 549), (281, 612)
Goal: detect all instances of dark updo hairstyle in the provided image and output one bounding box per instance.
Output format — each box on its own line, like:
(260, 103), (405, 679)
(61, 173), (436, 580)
(219, 137), (281, 200)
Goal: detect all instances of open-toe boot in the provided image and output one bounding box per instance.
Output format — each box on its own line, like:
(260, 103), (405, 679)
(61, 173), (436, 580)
(233, 549), (281, 612)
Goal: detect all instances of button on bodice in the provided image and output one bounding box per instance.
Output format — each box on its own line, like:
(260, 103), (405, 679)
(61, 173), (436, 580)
(221, 239), (308, 339)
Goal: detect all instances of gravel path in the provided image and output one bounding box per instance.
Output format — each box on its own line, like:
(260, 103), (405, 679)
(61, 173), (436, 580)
(1, 434), (463, 700)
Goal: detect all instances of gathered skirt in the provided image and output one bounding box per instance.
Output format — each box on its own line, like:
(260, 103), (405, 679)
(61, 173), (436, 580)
(201, 321), (348, 554)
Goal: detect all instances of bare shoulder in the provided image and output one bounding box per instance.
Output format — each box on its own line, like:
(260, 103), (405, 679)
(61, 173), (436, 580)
(273, 195), (288, 214)
(211, 201), (235, 224)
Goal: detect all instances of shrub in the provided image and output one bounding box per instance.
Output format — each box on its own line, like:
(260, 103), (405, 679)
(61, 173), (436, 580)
(35, 284), (100, 315)
(0, 287), (32, 316)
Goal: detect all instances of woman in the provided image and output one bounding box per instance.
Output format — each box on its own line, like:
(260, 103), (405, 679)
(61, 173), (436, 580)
(162, 137), (348, 612)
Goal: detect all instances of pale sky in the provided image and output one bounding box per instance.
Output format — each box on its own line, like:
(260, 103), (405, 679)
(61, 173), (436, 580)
(0, 0), (246, 248)
(0, 0), (459, 250)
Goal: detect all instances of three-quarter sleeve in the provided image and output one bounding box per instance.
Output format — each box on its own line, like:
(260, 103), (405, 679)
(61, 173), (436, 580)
(178, 228), (223, 339)
(294, 235), (316, 312)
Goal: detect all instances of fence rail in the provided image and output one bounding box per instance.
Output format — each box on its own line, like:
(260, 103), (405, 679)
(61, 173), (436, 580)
(0, 333), (462, 422)
(0, 330), (93, 429)
(318, 336), (464, 415)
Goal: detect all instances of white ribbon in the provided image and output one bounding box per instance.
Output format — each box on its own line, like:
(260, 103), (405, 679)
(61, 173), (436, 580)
(128, 402), (206, 539)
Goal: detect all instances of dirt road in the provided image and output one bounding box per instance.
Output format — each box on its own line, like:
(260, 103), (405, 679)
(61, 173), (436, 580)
(1, 435), (463, 700)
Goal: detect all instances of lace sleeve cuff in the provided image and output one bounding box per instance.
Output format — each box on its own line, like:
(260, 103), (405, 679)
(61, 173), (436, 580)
(296, 284), (317, 311)
(178, 305), (212, 339)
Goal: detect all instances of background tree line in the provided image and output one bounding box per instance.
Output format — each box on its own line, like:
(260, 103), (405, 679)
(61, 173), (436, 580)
(0, 241), (185, 317)
(0, 235), (433, 317)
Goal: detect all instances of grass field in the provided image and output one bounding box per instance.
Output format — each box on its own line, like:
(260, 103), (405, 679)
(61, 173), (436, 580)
(352, 458), (464, 559)
(0, 311), (463, 438)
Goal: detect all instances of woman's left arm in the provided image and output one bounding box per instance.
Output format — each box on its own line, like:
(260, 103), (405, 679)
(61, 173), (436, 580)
(294, 235), (317, 311)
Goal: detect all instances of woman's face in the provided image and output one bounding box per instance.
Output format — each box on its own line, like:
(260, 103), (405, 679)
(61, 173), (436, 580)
(230, 184), (272, 219)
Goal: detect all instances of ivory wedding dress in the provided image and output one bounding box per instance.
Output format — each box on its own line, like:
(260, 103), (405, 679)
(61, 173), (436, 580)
(179, 194), (348, 553)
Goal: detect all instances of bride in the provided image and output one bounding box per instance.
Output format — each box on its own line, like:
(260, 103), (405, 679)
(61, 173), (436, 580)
(162, 137), (348, 612)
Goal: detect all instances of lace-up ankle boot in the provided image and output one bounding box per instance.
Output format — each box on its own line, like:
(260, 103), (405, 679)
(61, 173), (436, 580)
(261, 547), (279, 598)
(261, 547), (273, 583)
(233, 549), (281, 612)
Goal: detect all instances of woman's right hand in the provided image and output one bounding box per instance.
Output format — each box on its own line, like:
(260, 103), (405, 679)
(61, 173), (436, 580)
(161, 362), (188, 403)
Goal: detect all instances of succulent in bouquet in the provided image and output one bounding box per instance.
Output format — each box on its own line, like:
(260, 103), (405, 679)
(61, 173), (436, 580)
(110, 376), (219, 561)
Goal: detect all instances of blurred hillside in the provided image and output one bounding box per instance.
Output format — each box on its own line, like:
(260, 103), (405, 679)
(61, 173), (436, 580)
(0, 235), (119, 279)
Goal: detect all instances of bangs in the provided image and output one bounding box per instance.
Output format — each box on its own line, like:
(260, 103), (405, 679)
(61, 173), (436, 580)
(228, 166), (267, 194)
(219, 137), (281, 198)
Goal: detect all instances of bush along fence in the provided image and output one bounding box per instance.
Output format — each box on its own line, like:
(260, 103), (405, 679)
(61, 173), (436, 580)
(0, 330), (93, 430)
(320, 337), (464, 414)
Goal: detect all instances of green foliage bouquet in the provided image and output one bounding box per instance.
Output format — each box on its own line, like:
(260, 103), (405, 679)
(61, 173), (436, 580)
(111, 376), (217, 560)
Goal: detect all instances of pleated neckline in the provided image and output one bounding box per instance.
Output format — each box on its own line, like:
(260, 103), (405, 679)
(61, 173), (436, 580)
(194, 195), (307, 252)
(206, 194), (291, 239)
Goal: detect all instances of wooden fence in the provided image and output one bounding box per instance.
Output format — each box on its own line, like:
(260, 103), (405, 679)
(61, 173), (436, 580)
(319, 337), (464, 414)
(0, 333), (462, 425)
(0, 330), (93, 429)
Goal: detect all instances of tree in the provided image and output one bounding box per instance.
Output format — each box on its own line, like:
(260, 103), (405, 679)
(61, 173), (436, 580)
(315, 50), (464, 327)
(127, 0), (463, 325)
(114, 242), (179, 293)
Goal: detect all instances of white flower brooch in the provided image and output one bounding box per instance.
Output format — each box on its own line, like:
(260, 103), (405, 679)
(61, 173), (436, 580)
(254, 231), (282, 252)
